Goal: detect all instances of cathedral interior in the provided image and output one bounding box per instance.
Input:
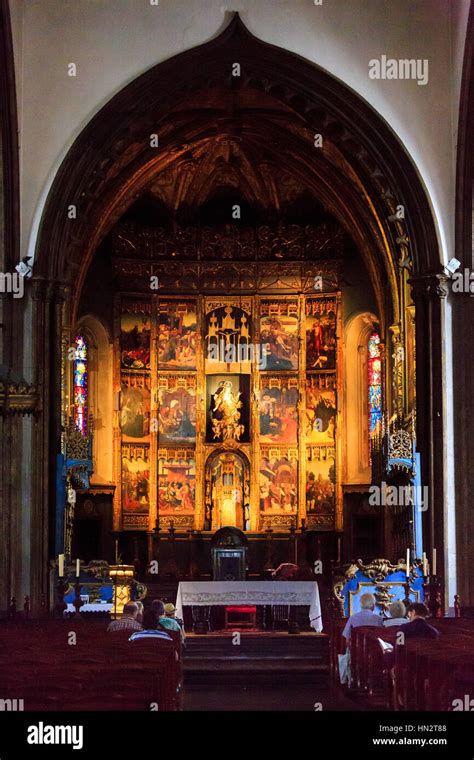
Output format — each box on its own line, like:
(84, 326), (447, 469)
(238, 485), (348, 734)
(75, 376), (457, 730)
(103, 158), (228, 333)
(0, 0), (473, 725)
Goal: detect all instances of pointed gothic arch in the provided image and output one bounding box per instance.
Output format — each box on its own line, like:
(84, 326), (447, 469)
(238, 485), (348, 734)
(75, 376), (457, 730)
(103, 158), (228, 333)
(27, 13), (449, 607)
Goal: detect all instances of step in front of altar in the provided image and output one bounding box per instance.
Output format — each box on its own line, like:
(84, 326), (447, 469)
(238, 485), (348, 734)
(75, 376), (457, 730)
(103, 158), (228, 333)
(183, 631), (328, 675)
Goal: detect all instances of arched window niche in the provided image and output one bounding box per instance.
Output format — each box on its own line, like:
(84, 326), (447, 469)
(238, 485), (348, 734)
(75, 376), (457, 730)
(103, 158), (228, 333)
(344, 312), (381, 485)
(69, 316), (114, 485)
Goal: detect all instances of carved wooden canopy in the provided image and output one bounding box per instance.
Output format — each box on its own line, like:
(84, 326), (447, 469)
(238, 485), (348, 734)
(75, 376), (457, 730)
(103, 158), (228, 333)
(35, 13), (440, 332)
(110, 220), (344, 293)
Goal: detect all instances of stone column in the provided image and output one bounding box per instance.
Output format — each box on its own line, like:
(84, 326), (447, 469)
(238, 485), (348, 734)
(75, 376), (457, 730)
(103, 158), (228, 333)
(27, 278), (65, 614)
(409, 273), (448, 606)
(451, 287), (474, 606)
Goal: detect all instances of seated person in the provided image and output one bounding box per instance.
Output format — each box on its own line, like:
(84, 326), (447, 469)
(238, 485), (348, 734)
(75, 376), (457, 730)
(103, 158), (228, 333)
(107, 601), (143, 633)
(164, 602), (186, 640)
(383, 600), (408, 627)
(342, 592), (383, 641)
(401, 602), (440, 639)
(135, 600), (144, 624)
(151, 599), (184, 642)
(129, 608), (173, 642)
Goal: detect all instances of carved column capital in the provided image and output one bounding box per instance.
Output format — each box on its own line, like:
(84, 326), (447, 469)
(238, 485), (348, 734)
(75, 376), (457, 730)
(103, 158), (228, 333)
(409, 272), (449, 302)
(30, 276), (50, 303)
(30, 276), (67, 304)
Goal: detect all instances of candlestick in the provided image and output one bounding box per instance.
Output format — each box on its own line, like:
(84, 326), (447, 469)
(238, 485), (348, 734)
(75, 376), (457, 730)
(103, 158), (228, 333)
(406, 548), (410, 579)
(422, 552), (428, 576)
(432, 548), (437, 576)
(73, 580), (83, 616)
(75, 559), (80, 578)
(58, 554), (65, 577)
(55, 578), (68, 618)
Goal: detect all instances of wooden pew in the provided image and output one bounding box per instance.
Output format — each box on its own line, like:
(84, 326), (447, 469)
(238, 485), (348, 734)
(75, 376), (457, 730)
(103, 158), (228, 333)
(340, 620), (474, 711)
(0, 620), (182, 711)
(328, 618), (346, 684)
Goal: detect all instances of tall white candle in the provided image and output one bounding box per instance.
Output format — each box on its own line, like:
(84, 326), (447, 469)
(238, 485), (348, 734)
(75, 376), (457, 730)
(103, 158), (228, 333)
(406, 548), (410, 579)
(76, 559), (80, 578)
(58, 554), (65, 577)
(432, 548), (437, 576)
(422, 552), (428, 576)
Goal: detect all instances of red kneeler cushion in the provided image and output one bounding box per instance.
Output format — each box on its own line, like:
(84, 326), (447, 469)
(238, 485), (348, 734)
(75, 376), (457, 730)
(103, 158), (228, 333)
(226, 606), (257, 613)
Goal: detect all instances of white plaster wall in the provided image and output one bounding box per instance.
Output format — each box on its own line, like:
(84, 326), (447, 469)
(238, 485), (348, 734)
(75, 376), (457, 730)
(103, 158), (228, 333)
(8, 0), (471, 269)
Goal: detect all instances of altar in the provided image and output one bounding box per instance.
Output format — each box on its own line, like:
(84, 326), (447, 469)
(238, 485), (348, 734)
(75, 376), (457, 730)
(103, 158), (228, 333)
(175, 581), (323, 632)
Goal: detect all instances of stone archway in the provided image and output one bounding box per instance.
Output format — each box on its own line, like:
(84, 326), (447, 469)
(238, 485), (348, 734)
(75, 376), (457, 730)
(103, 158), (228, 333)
(29, 13), (447, 608)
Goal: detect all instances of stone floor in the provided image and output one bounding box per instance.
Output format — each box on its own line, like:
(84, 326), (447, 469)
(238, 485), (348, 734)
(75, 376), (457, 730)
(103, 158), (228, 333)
(183, 674), (367, 711)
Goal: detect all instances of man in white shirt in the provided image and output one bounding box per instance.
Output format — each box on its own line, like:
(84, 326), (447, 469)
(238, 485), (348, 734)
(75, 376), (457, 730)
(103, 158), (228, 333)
(342, 592), (383, 640)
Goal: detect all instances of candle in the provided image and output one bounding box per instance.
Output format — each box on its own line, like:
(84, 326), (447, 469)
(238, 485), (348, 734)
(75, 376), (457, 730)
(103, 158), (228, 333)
(406, 548), (410, 579)
(58, 554), (65, 577)
(76, 559), (80, 578)
(422, 552), (428, 576)
(432, 548), (437, 576)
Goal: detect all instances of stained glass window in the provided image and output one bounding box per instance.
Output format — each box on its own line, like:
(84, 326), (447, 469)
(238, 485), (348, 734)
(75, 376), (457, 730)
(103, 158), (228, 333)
(368, 331), (382, 440)
(74, 334), (88, 435)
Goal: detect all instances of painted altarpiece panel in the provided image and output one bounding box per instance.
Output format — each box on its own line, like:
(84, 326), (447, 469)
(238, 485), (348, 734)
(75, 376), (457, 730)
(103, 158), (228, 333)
(120, 302), (151, 370)
(306, 445), (336, 528)
(158, 300), (197, 370)
(306, 296), (337, 371)
(157, 375), (197, 445)
(158, 450), (196, 517)
(305, 374), (337, 444)
(259, 376), (299, 444)
(121, 442), (150, 515)
(259, 448), (298, 515)
(120, 373), (151, 441)
(206, 374), (250, 444)
(260, 300), (299, 370)
(205, 299), (253, 373)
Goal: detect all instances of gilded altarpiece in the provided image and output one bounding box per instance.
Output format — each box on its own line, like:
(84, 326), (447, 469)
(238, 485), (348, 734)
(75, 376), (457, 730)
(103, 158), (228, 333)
(113, 292), (342, 532)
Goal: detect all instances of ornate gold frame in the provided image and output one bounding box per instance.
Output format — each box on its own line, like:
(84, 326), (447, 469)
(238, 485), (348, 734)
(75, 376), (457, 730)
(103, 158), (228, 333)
(112, 289), (343, 533)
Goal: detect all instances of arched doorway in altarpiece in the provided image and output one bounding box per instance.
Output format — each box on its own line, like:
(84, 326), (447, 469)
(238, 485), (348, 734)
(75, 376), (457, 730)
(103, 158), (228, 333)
(205, 448), (251, 532)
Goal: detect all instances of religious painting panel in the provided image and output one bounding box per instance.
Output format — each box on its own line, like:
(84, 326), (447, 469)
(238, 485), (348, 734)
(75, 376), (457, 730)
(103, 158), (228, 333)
(306, 296), (337, 371)
(121, 442), (150, 515)
(259, 448), (298, 514)
(206, 374), (250, 443)
(120, 300), (151, 370)
(158, 300), (197, 370)
(259, 376), (299, 443)
(158, 450), (196, 516)
(306, 445), (336, 519)
(260, 300), (299, 370)
(157, 375), (197, 445)
(305, 374), (336, 444)
(120, 373), (151, 441)
(205, 299), (253, 373)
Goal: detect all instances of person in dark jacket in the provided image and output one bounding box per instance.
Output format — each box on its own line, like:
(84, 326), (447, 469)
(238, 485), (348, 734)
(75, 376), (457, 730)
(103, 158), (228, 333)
(402, 602), (440, 639)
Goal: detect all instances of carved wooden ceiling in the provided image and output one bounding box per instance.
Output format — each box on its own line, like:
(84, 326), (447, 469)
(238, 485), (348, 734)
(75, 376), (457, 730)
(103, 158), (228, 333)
(36, 14), (440, 331)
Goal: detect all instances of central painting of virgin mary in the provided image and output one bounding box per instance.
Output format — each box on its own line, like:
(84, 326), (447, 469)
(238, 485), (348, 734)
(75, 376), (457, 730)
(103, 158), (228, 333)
(206, 375), (250, 443)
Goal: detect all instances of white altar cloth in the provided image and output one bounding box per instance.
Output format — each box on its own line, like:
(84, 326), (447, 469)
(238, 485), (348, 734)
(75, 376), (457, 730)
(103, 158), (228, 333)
(175, 581), (322, 632)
